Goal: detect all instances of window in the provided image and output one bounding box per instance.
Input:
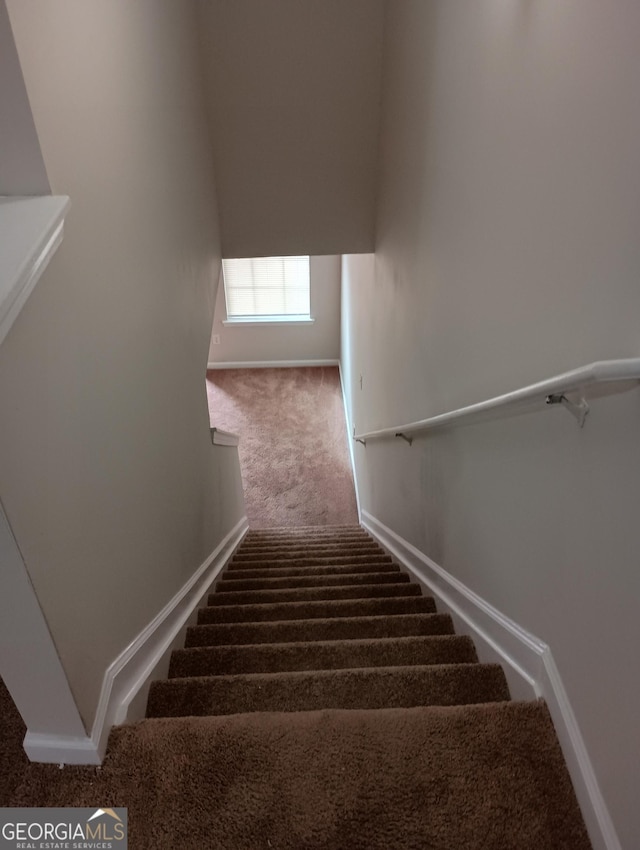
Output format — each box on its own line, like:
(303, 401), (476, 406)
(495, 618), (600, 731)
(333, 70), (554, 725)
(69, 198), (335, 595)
(222, 256), (312, 324)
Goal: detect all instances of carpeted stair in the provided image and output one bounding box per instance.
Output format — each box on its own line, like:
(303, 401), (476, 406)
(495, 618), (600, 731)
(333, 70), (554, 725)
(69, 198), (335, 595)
(135, 524), (592, 849)
(7, 526), (591, 848)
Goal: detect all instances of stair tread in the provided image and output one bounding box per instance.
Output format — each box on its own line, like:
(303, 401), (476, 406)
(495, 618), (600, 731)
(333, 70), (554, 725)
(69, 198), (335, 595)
(221, 563), (402, 579)
(207, 582), (422, 606)
(230, 554), (393, 568)
(242, 536), (370, 545)
(237, 545), (381, 555)
(147, 663), (510, 717)
(235, 540), (382, 551)
(216, 571), (410, 591)
(169, 634), (478, 677)
(94, 703), (589, 850)
(198, 595), (437, 624)
(187, 612), (454, 646)
(243, 526), (371, 543)
(249, 523), (362, 527)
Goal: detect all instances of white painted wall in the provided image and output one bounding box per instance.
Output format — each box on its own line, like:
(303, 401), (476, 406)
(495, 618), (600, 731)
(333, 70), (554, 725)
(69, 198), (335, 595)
(0, 0), (49, 194)
(196, 0), (385, 258)
(0, 0), (245, 731)
(341, 2), (640, 847)
(208, 255), (341, 365)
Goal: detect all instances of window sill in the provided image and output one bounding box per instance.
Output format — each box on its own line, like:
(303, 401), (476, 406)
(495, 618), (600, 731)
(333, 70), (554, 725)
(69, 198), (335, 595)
(222, 316), (315, 327)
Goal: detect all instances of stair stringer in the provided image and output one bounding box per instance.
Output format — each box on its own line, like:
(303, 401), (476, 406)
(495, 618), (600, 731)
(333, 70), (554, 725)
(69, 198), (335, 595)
(362, 509), (621, 850)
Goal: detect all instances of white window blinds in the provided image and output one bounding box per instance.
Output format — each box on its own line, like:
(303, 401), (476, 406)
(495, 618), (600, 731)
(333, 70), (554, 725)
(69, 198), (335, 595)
(222, 256), (311, 320)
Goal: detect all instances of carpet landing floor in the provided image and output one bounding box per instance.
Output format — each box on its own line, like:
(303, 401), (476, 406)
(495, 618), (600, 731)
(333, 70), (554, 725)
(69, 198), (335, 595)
(5, 527), (591, 849)
(205, 367), (358, 528)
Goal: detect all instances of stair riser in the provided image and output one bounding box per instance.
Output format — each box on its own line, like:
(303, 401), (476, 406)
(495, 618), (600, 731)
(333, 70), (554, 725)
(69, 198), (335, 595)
(241, 539), (371, 549)
(169, 636), (478, 678)
(220, 563), (401, 579)
(215, 572), (410, 592)
(244, 533), (368, 543)
(147, 664), (510, 718)
(207, 583), (422, 607)
(227, 561), (394, 575)
(197, 595), (437, 625)
(187, 613), (454, 647)
(230, 554), (392, 569)
(233, 550), (384, 562)
(236, 541), (381, 554)
(247, 523), (366, 537)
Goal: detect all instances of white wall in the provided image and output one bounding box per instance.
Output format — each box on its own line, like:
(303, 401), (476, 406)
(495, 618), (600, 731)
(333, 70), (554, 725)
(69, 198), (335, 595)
(0, 0), (49, 194)
(341, 2), (640, 847)
(0, 0), (245, 730)
(209, 255), (341, 365)
(196, 0), (385, 258)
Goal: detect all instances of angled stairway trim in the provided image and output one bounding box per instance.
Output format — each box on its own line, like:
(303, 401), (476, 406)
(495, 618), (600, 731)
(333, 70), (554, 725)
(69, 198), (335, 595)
(0, 195), (70, 348)
(0, 502), (97, 765)
(338, 361), (361, 522)
(361, 510), (621, 850)
(87, 515), (249, 762)
(207, 359), (339, 370)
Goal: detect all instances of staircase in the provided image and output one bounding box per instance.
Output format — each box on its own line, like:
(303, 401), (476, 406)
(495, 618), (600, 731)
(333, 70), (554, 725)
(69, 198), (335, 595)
(144, 525), (591, 849)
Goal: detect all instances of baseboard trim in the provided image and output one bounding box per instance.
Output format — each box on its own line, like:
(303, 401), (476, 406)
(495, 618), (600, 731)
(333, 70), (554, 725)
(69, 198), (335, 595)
(210, 427), (240, 447)
(338, 361), (361, 522)
(23, 732), (101, 766)
(361, 509), (621, 850)
(88, 515), (249, 761)
(207, 359), (339, 370)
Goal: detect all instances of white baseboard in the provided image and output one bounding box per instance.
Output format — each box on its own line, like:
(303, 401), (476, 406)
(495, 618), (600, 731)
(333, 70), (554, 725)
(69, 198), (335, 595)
(338, 361), (361, 522)
(25, 516), (248, 766)
(361, 510), (621, 850)
(207, 359), (339, 370)
(22, 516), (248, 765)
(90, 515), (248, 759)
(23, 732), (102, 766)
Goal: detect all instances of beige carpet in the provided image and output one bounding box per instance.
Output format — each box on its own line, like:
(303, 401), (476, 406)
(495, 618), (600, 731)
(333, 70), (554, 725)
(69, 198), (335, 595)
(206, 367), (358, 528)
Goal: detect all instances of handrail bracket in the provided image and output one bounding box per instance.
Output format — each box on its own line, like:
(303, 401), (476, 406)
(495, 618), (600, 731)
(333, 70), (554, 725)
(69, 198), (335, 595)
(353, 358), (639, 442)
(354, 437), (367, 446)
(546, 393), (589, 428)
(395, 432), (413, 446)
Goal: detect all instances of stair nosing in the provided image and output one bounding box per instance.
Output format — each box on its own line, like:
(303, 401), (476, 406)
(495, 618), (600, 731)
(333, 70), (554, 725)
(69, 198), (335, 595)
(190, 610), (449, 629)
(197, 596), (436, 624)
(216, 571), (410, 589)
(175, 633), (473, 655)
(208, 581), (421, 601)
(161, 660), (497, 686)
